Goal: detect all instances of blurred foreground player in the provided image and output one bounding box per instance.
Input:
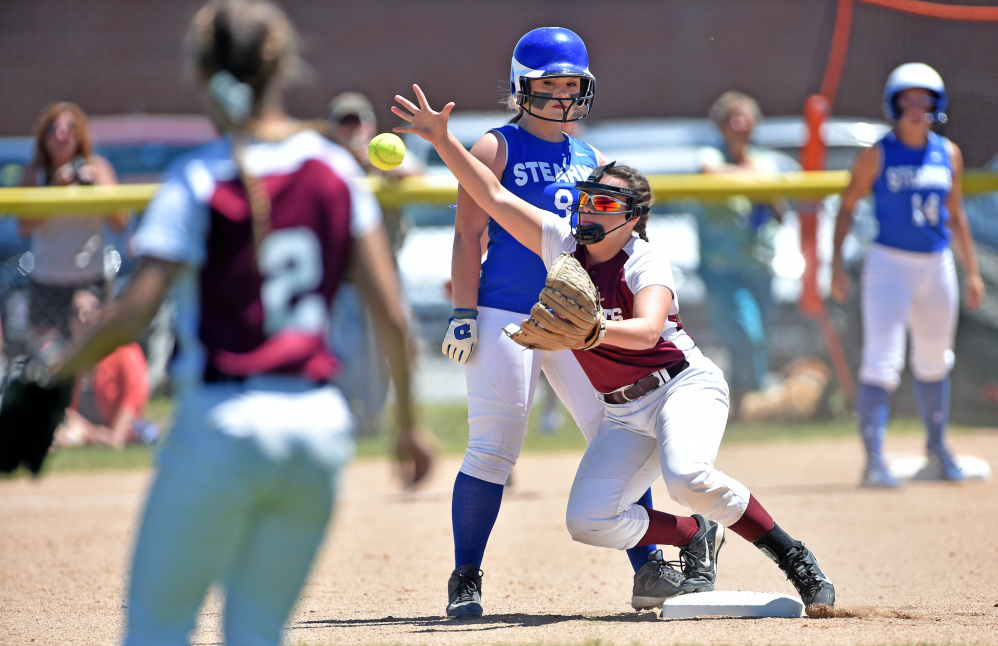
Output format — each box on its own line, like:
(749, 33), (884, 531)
(52, 1), (432, 643)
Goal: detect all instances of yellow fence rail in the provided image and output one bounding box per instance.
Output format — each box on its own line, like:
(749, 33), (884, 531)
(1, 170), (997, 216)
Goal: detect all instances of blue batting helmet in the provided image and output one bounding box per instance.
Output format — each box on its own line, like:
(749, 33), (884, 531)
(883, 62), (948, 124)
(509, 27), (595, 122)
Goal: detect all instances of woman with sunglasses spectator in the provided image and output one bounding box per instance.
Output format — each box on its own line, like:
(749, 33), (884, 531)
(437, 27), (660, 619)
(395, 84), (837, 614)
(830, 63), (985, 488)
(19, 102), (129, 344)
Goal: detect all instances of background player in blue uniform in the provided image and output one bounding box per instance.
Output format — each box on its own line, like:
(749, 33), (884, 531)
(831, 63), (985, 487)
(440, 27), (658, 618)
(50, 1), (433, 642)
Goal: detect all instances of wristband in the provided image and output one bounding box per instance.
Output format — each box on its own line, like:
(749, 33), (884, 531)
(452, 308), (479, 319)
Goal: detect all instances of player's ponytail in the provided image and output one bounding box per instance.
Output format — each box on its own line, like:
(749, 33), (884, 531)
(602, 164), (653, 242)
(188, 0), (301, 258)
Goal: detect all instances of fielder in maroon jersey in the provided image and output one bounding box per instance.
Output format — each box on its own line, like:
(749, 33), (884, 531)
(395, 84), (835, 614)
(52, 2), (432, 643)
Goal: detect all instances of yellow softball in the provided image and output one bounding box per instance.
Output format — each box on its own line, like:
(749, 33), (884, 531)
(368, 133), (406, 171)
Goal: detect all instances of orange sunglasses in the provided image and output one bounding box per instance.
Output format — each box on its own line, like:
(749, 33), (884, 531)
(578, 192), (628, 213)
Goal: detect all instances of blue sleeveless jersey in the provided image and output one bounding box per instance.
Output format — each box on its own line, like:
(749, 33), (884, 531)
(871, 131), (952, 253)
(477, 123), (599, 313)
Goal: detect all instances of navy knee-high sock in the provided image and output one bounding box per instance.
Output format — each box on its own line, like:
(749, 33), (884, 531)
(627, 488), (657, 572)
(857, 383), (891, 464)
(452, 472), (505, 569)
(915, 376), (950, 454)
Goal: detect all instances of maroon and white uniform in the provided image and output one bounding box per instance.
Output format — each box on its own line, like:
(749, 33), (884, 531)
(566, 241), (695, 396)
(134, 129), (380, 392)
(124, 130), (377, 645)
(540, 217), (754, 551)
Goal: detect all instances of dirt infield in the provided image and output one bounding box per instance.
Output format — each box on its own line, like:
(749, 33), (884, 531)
(2, 431), (997, 646)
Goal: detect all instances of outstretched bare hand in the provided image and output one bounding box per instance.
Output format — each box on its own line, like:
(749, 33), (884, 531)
(394, 427), (435, 490)
(392, 84), (454, 146)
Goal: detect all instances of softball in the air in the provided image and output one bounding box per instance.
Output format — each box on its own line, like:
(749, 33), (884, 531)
(368, 133), (406, 171)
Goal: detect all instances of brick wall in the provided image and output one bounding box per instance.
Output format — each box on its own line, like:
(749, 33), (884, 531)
(2, 0), (995, 164)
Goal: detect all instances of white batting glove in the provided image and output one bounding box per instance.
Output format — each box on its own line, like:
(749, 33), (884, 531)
(442, 309), (478, 365)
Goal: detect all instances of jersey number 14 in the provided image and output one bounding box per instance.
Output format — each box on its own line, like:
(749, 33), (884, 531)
(911, 193), (940, 227)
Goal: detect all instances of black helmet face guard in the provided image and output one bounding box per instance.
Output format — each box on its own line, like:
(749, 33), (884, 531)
(516, 75), (595, 123)
(569, 163), (649, 245)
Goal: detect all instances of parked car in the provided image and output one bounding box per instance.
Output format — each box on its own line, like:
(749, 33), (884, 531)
(580, 116), (887, 172)
(89, 113), (217, 184)
(0, 137), (35, 272)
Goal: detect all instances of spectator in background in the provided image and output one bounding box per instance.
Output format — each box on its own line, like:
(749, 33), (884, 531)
(328, 92), (380, 169)
(327, 90), (425, 247)
(55, 287), (155, 449)
(18, 102), (129, 344)
(697, 91), (785, 418)
(326, 91), (425, 435)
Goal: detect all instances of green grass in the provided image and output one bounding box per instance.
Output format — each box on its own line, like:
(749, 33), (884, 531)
(42, 443), (157, 471)
(6, 396), (980, 478)
(352, 401), (948, 459)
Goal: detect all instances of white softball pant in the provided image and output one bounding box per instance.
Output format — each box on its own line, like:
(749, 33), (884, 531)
(125, 377), (354, 646)
(565, 350), (752, 550)
(860, 244), (958, 391)
(460, 306), (605, 485)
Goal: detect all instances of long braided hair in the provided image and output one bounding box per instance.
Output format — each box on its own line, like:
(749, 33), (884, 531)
(187, 0), (301, 259)
(600, 163), (653, 242)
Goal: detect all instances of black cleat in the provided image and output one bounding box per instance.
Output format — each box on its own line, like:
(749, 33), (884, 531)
(770, 542), (835, 607)
(679, 514), (725, 591)
(631, 549), (705, 610)
(446, 564), (484, 619)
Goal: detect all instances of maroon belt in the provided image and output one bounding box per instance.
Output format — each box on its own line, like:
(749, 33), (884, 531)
(599, 360), (689, 405)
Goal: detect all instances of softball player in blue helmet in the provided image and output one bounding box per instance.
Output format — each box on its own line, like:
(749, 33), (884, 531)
(51, 1), (433, 643)
(396, 84), (837, 615)
(440, 26), (658, 618)
(831, 62), (985, 487)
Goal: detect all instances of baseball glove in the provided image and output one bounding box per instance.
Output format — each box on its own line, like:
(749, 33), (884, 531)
(0, 339), (73, 476)
(506, 251), (606, 352)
